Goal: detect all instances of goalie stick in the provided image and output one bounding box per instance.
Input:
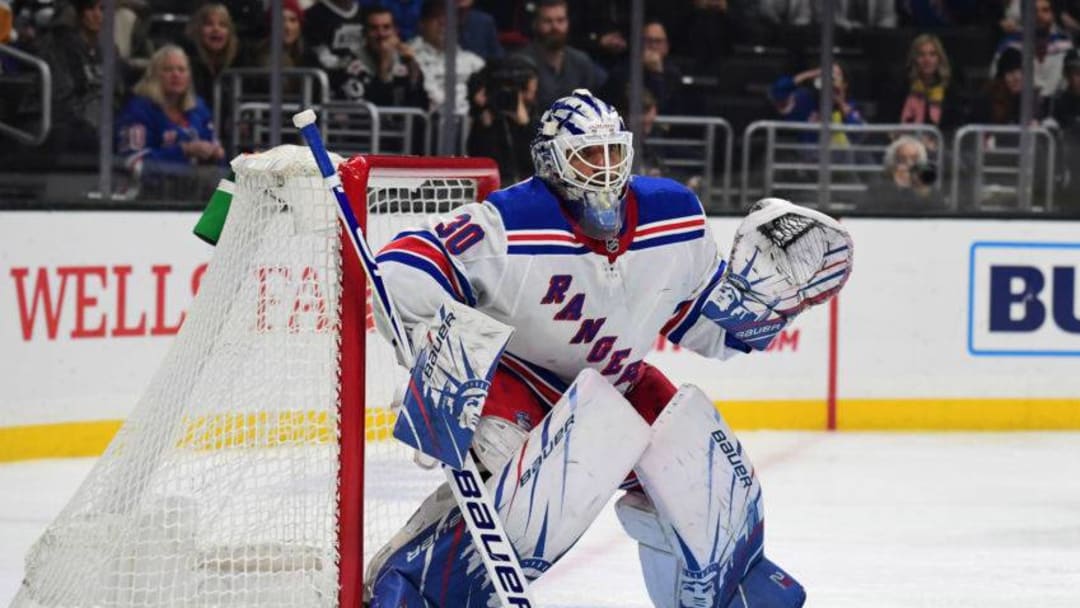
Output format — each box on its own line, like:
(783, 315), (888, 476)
(292, 109), (535, 608)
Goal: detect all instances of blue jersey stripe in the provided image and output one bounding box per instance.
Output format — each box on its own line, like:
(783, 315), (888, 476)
(486, 179), (573, 231)
(508, 244), (591, 256)
(388, 230), (477, 306)
(629, 229), (706, 251)
(502, 352), (570, 406)
(667, 260), (727, 345)
(506, 353), (569, 393)
(377, 251), (461, 303)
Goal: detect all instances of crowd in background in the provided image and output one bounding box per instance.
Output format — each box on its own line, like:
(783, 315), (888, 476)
(2, 0), (1080, 212)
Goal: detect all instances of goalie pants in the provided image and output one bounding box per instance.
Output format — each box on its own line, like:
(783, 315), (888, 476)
(486, 361), (676, 492)
(489, 360), (677, 428)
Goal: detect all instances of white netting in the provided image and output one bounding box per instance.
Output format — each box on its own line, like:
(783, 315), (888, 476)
(359, 173), (480, 576)
(12, 146), (483, 607)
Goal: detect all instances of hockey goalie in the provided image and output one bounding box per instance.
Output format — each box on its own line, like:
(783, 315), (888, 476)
(365, 89), (853, 608)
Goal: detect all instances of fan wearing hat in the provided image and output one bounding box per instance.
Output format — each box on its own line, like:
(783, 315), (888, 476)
(252, 0), (316, 74)
(974, 47), (1037, 125)
(990, 0), (1074, 104)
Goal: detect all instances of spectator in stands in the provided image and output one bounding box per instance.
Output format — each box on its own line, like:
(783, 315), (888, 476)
(664, 0), (738, 72)
(997, 0), (1075, 104)
(253, 0), (314, 69)
(758, 0), (812, 27)
(409, 0), (485, 114)
(116, 45), (224, 177)
(898, 0), (984, 26)
(828, 0), (898, 30)
(10, 0), (55, 57)
(515, 0), (605, 113)
(991, 0), (1073, 105)
(770, 62), (868, 198)
(40, 0), (128, 153)
(1057, 0), (1080, 38)
(219, 0), (266, 40)
(568, 0), (628, 73)
(345, 5), (427, 108)
(862, 135), (943, 211)
(1053, 49), (1080, 129)
(457, 0), (502, 60)
(362, 0), (422, 42)
(183, 2), (244, 105)
(474, 0), (531, 51)
(882, 33), (966, 142)
(769, 63), (867, 140)
(113, 0), (153, 72)
(1000, 0), (1080, 38)
(1052, 49), (1080, 210)
(465, 55), (538, 183)
(897, 0), (998, 27)
(602, 19), (684, 115)
(616, 87), (668, 178)
(973, 47), (1042, 124)
(304, 0), (365, 100)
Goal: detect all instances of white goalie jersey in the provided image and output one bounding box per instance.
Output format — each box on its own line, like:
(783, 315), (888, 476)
(375, 175), (744, 401)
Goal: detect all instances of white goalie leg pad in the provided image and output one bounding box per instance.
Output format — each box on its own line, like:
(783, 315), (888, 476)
(616, 384), (764, 608)
(365, 368), (651, 598)
(494, 367), (652, 578)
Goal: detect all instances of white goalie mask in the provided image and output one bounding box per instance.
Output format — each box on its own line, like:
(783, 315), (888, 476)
(531, 89), (634, 240)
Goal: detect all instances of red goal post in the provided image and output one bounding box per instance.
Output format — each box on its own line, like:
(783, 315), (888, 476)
(338, 155), (500, 607)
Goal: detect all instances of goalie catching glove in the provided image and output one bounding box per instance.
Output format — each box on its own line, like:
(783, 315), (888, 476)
(704, 198), (853, 351)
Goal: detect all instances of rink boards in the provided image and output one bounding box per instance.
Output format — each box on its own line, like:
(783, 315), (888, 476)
(1, 211), (1079, 460)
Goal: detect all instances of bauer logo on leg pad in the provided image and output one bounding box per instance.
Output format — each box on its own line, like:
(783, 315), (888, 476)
(393, 302), (514, 469)
(711, 429), (754, 488)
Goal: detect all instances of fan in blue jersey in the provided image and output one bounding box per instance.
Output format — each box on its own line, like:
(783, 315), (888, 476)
(365, 89), (853, 608)
(116, 45), (225, 177)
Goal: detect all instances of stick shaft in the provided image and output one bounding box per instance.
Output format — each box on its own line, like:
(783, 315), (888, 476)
(294, 116), (534, 608)
(297, 121), (413, 363)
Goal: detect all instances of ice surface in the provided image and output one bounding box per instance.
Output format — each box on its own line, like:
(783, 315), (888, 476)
(2, 432), (1079, 607)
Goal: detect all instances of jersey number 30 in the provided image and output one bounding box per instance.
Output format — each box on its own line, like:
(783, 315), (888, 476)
(435, 214), (485, 255)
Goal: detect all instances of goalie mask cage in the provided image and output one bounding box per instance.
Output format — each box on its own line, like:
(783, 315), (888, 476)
(11, 147), (500, 608)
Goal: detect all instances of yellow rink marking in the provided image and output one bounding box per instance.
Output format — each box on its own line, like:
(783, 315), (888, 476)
(2, 399), (1078, 462)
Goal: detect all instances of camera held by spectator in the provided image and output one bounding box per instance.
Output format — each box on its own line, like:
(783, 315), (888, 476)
(466, 56), (539, 183)
(862, 135), (943, 212)
(469, 55), (538, 125)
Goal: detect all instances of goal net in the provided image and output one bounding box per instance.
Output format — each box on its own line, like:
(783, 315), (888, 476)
(11, 145), (500, 608)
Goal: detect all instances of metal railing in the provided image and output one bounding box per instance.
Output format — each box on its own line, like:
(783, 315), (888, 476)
(425, 109), (469, 156)
(0, 44), (52, 145)
(950, 124), (1056, 212)
(232, 101), (307, 151)
(648, 115), (734, 210)
(374, 106), (429, 155)
(741, 121), (945, 210)
(322, 101), (382, 155)
(214, 67), (330, 155)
